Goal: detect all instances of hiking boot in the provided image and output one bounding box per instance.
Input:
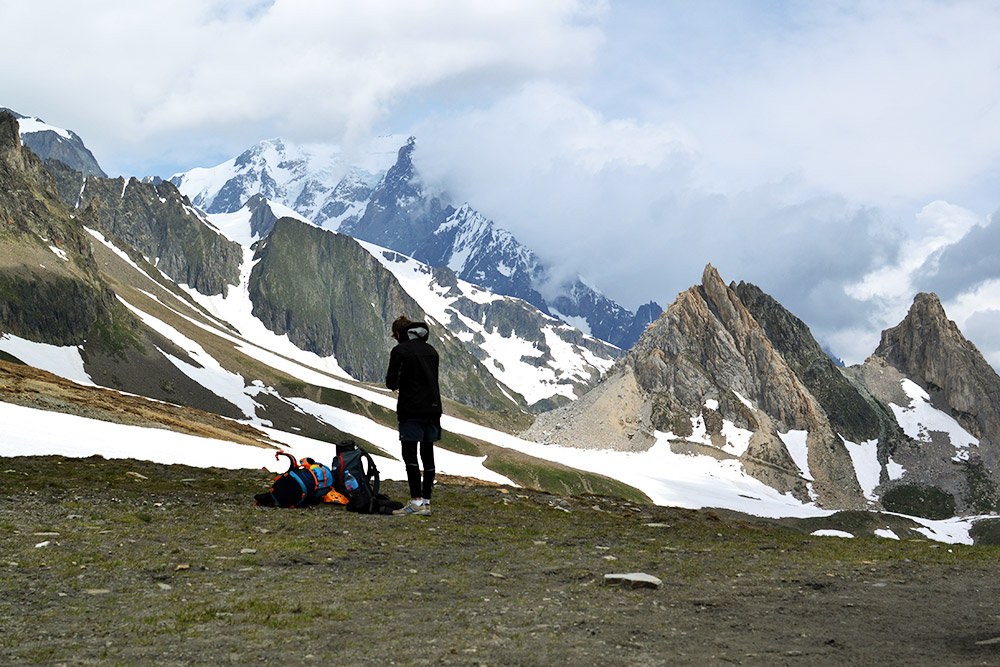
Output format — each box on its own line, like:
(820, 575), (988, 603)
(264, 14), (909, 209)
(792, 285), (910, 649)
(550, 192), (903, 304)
(393, 501), (431, 516)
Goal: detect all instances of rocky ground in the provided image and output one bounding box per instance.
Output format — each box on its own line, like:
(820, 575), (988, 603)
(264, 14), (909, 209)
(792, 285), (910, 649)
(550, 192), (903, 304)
(3, 455), (1000, 665)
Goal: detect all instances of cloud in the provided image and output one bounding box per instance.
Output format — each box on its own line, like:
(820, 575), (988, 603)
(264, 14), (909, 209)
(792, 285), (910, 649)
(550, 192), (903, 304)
(412, 83), (892, 358)
(0, 0), (606, 176)
(667, 1), (1000, 204)
(5, 0), (1000, 370)
(913, 208), (1000, 300)
(848, 202), (983, 303)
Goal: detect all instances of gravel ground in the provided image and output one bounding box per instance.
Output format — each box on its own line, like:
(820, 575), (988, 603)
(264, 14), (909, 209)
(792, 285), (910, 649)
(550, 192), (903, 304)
(3, 455), (1000, 665)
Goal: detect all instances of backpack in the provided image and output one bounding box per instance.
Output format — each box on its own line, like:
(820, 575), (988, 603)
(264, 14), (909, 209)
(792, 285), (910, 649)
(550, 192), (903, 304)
(255, 451), (346, 508)
(332, 440), (401, 515)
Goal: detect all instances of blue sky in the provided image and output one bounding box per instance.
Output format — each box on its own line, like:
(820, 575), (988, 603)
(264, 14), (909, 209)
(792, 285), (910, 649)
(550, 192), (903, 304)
(4, 1), (1000, 366)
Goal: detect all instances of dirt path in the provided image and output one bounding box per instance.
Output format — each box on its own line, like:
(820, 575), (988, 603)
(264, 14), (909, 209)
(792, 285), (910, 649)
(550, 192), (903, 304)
(2, 455), (1000, 665)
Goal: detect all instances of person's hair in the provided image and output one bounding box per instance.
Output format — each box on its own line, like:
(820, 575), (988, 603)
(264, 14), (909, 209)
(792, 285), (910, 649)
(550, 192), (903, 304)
(391, 315), (412, 340)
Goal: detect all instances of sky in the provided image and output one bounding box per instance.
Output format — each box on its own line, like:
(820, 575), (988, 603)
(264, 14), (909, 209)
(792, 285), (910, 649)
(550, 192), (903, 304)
(4, 1), (1000, 366)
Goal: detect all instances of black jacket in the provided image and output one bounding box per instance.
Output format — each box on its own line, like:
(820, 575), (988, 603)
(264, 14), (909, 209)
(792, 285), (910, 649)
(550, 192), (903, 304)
(385, 322), (442, 421)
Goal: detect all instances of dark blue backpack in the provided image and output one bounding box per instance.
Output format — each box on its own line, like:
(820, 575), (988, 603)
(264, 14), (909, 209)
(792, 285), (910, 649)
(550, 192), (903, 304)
(256, 451), (338, 508)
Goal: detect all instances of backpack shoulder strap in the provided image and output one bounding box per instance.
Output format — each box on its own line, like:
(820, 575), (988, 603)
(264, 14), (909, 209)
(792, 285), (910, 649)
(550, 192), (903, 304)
(361, 451), (380, 495)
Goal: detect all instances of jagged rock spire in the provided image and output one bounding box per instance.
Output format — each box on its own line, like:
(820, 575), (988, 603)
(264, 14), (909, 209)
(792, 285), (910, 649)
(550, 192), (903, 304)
(874, 292), (1000, 441)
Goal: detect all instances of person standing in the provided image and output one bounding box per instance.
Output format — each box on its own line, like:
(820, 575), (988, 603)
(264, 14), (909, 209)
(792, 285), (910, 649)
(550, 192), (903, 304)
(385, 315), (442, 516)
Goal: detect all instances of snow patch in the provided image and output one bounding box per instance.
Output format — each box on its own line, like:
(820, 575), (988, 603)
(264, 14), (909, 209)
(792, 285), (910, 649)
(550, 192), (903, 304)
(780, 430), (812, 481)
(891, 379), (978, 461)
(16, 116), (73, 141)
(0, 334), (92, 386)
(361, 239), (612, 405)
(118, 297), (261, 419)
(843, 438), (881, 500)
(550, 308), (592, 336)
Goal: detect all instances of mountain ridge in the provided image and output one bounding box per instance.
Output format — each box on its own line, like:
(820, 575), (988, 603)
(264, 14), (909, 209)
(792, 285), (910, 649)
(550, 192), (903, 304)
(171, 135), (662, 349)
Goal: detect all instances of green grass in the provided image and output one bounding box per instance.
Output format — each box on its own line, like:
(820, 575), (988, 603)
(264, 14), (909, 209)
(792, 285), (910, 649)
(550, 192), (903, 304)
(5, 455), (1000, 664)
(486, 457), (650, 504)
(881, 483), (957, 519)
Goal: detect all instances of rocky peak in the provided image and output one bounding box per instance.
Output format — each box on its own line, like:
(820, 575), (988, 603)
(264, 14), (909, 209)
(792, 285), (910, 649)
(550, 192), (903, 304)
(533, 264), (867, 509)
(0, 111), (60, 203)
(698, 263), (749, 331)
(342, 136), (450, 254)
(0, 110), (19, 153)
(641, 264), (820, 433)
(874, 292), (1000, 442)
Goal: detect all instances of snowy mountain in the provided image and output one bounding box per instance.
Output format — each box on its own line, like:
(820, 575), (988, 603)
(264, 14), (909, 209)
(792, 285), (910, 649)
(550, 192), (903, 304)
(169, 136), (402, 229)
(360, 239), (616, 407)
(192, 195), (618, 408)
(172, 136), (662, 349)
(3, 107), (106, 177)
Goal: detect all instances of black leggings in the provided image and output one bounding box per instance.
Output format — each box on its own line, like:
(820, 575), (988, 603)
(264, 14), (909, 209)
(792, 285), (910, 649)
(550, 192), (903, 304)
(401, 440), (435, 499)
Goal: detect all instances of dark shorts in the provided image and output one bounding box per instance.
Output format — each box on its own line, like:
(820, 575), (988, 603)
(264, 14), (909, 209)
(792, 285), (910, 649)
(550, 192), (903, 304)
(398, 418), (442, 443)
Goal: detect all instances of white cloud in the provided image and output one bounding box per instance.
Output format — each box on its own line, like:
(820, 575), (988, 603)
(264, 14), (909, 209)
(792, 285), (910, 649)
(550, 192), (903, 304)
(672, 2), (1000, 204)
(847, 202), (984, 303)
(0, 0), (606, 175)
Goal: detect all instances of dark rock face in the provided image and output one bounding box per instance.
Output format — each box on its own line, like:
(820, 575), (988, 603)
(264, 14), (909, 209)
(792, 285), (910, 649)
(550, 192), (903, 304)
(342, 138), (451, 254)
(42, 159), (88, 208)
(246, 194), (279, 239)
(0, 111), (135, 352)
(77, 176), (243, 296)
(22, 129), (107, 179)
(248, 217), (522, 412)
(0, 111), (20, 152)
(552, 281), (663, 349)
(733, 280), (897, 445)
(0, 272), (117, 346)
